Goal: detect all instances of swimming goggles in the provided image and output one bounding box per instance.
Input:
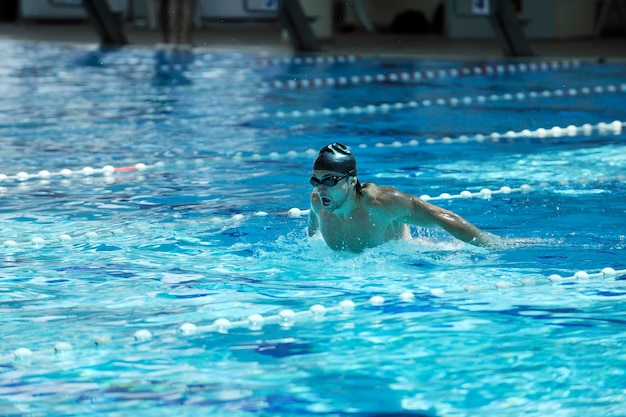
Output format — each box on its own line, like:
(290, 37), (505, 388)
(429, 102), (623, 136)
(309, 173), (349, 187)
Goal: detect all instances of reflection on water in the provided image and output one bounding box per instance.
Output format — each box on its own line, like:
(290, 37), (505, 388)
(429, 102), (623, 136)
(154, 48), (194, 86)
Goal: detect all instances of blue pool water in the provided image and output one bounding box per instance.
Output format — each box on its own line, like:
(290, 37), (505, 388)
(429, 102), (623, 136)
(1, 40), (625, 416)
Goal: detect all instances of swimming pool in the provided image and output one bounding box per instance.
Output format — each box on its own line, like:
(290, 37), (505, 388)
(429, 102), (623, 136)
(1, 39), (625, 416)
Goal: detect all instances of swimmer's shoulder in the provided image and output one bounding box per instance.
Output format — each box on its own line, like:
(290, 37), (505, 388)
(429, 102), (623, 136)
(359, 182), (380, 201)
(360, 182), (387, 195)
(361, 183), (407, 201)
(360, 183), (408, 209)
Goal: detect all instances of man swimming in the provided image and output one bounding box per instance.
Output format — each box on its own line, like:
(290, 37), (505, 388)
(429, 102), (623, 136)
(308, 143), (499, 252)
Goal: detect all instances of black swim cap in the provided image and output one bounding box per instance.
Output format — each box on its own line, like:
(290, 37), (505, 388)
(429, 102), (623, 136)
(312, 143), (357, 175)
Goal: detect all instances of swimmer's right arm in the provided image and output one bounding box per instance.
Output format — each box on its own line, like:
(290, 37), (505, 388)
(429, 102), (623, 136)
(308, 193), (320, 236)
(308, 210), (319, 236)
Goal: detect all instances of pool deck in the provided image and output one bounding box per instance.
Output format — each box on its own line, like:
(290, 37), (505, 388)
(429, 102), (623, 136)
(1, 20), (625, 61)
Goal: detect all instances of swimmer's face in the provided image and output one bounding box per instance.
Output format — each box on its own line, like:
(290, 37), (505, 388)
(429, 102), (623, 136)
(310, 169), (352, 211)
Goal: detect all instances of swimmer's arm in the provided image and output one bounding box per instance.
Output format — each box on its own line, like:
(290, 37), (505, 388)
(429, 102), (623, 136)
(308, 193), (320, 237)
(308, 210), (319, 236)
(389, 192), (499, 247)
(424, 206), (498, 247)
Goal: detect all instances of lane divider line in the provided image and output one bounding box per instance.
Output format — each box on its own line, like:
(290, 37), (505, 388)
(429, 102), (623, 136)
(6, 267), (625, 363)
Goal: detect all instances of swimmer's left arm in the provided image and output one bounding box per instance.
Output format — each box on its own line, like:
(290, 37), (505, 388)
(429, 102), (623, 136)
(386, 191), (500, 247)
(424, 206), (499, 247)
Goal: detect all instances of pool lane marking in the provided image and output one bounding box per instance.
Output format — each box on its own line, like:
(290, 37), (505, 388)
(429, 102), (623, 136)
(0, 121), (623, 185)
(281, 184), (533, 218)
(258, 59), (587, 90)
(6, 266), (625, 363)
(110, 55), (580, 86)
(193, 268), (626, 334)
(192, 53), (364, 69)
(259, 83), (626, 119)
(365, 120), (624, 148)
(0, 163), (153, 183)
(0, 184), (529, 249)
(4, 176), (622, 249)
(0, 176), (612, 248)
(240, 54), (363, 68)
(0, 214), (246, 250)
(96, 53), (365, 79)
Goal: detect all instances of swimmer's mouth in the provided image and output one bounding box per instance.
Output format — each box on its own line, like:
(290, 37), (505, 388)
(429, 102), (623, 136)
(322, 198), (331, 206)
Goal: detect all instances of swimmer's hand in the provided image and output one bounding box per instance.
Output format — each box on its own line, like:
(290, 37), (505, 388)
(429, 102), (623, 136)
(470, 231), (505, 248)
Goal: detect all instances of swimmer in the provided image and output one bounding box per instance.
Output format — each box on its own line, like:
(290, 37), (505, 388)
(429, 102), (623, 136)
(308, 143), (500, 252)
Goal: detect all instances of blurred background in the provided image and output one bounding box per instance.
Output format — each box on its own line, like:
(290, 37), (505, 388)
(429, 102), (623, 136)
(1, 0), (625, 58)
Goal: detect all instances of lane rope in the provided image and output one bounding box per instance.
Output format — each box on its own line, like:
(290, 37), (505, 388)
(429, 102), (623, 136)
(0, 184), (529, 249)
(283, 184), (532, 218)
(77, 55), (593, 94)
(0, 214), (246, 250)
(5, 267), (625, 363)
(1, 120), (623, 185)
(236, 54), (364, 68)
(3, 175), (622, 247)
(258, 59), (587, 90)
(0, 163), (154, 183)
(69, 52), (366, 79)
(261, 83), (626, 119)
